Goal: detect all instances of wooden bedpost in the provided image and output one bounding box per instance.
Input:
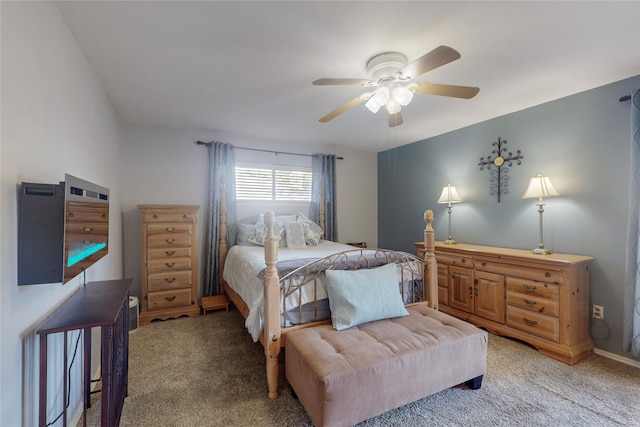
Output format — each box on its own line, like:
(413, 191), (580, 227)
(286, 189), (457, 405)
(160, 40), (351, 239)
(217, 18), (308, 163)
(424, 210), (438, 310)
(263, 210), (281, 399)
(218, 175), (228, 291)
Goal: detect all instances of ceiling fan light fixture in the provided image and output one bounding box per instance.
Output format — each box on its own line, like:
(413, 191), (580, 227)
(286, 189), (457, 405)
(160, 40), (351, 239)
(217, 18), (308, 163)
(392, 85), (414, 106)
(365, 86), (390, 113)
(385, 97), (401, 115)
(365, 96), (382, 113)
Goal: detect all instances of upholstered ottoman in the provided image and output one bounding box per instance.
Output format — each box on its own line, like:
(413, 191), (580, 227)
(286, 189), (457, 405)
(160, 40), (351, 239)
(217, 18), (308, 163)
(285, 304), (488, 427)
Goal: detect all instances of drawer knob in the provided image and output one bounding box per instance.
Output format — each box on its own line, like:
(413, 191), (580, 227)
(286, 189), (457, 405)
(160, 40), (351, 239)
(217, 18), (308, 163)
(523, 317), (538, 327)
(83, 227), (92, 233)
(101, 213), (107, 219)
(166, 238), (175, 244)
(165, 262), (175, 268)
(523, 298), (537, 307)
(544, 272), (551, 278)
(164, 277), (176, 283)
(165, 296), (176, 302)
(153, 214), (158, 219)
(82, 240), (93, 244)
(524, 284), (537, 292)
(481, 262), (486, 267)
(165, 250), (175, 256)
(461, 259), (466, 263)
(166, 227), (175, 232)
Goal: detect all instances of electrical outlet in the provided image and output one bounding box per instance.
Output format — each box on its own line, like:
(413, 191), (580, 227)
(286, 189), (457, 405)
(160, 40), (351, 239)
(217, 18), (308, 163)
(592, 305), (604, 320)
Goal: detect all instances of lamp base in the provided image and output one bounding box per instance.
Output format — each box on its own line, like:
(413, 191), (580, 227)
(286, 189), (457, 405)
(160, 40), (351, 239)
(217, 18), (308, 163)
(443, 239), (458, 245)
(531, 247), (552, 255)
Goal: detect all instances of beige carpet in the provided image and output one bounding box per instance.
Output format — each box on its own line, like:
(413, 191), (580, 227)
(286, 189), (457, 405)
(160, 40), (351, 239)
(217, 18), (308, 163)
(86, 308), (639, 426)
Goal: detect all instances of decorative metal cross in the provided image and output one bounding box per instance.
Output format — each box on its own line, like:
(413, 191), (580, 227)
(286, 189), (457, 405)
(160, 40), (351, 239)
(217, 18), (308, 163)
(478, 137), (524, 202)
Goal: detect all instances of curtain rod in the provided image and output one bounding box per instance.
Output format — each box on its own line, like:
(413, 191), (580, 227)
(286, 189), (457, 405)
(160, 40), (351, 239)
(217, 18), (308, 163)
(196, 140), (343, 159)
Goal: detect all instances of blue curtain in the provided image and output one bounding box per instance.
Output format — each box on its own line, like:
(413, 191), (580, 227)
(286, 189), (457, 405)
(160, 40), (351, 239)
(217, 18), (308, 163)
(203, 142), (236, 296)
(624, 89), (640, 357)
(310, 153), (337, 242)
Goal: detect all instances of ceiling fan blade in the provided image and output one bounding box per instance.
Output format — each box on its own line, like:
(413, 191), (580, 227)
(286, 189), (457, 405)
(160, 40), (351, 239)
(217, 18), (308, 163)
(319, 94), (369, 122)
(400, 46), (461, 79)
(313, 78), (374, 86)
(388, 111), (403, 127)
(412, 82), (480, 99)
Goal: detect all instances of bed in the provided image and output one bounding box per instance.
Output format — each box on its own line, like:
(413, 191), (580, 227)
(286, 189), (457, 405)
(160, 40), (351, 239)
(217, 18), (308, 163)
(220, 208), (438, 399)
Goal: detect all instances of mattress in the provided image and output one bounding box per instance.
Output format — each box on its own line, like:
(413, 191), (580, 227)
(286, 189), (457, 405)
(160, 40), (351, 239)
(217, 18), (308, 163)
(222, 240), (355, 341)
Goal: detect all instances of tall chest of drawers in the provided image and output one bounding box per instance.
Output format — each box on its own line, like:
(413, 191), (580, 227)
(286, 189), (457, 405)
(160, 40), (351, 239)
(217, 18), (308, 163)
(415, 241), (594, 364)
(139, 205), (200, 325)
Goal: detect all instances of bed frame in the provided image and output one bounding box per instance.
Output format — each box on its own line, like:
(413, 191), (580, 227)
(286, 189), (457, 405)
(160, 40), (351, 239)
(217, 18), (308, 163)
(220, 208), (438, 399)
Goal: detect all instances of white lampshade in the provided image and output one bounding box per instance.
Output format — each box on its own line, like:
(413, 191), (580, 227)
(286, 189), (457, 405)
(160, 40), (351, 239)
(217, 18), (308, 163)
(392, 85), (414, 106)
(365, 96), (382, 113)
(522, 175), (559, 199)
(437, 184), (462, 204)
(385, 98), (401, 115)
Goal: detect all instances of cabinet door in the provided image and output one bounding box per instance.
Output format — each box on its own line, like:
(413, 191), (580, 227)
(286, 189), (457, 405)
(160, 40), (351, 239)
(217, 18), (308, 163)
(448, 266), (474, 313)
(475, 271), (506, 323)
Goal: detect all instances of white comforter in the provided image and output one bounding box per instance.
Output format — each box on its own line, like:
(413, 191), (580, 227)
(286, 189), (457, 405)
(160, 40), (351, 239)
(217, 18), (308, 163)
(222, 240), (355, 341)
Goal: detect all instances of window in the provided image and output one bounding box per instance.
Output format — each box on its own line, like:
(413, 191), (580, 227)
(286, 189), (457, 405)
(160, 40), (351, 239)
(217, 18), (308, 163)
(235, 164), (312, 201)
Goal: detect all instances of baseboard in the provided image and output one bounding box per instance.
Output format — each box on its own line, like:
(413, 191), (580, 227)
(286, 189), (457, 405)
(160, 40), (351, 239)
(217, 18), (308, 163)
(593, 348), (640, 369)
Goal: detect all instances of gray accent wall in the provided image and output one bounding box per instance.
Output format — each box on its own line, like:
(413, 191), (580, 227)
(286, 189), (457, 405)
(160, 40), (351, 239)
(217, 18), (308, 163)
(378, 75), (640, 361)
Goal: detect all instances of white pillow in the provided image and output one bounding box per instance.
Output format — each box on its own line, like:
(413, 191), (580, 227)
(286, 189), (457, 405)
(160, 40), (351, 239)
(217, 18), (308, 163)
(325, 263), (409, 331)
(235, 222), (255, 244)
(245, 214), (284, 246)
(300, 219), (323, 245)
(284, 221), (307, 249)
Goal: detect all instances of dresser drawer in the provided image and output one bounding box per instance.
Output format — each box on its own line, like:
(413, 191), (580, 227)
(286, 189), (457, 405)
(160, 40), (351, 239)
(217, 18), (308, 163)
(148, 257), (192, 273)
(437, 264), (448, 288)
(438, 286), (449, 305)
(66, 222), (109, 236)
(476, 260), (563, 284)
(148, 288), (193, 310)
(436, 253), (474, 268)
(148, 247), (192, 260)
(66, 202), (109, 223)
(507, 291), (559, 317)
(147, 223), (192, 235)
(507, 306), (559, 342)
(148, 270), (192, 291)
(147, 233), (192, 248)
(144, 212), (195, 223)
(506, 277), (559, 300)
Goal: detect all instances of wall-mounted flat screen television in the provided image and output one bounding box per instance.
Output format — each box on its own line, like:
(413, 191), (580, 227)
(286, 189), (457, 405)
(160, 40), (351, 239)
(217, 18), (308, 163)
(18, 174), (109, 285)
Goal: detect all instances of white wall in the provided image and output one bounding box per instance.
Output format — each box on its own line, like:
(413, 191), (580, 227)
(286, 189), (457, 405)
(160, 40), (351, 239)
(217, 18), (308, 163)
(120, 124), (378, 300)
(1, 3), (123, 426)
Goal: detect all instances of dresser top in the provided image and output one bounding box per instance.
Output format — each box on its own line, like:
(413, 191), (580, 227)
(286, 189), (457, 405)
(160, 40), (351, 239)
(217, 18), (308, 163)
(415, 241), (594, 265)
(138, 204), (200, 211)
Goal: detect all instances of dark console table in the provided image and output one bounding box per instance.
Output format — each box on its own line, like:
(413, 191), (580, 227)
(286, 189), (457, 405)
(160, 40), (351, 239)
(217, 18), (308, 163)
(37, 279), (131, 427)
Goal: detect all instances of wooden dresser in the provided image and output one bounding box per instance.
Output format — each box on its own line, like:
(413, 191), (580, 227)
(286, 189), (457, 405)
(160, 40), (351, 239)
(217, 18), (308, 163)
(64, 201), (109, 283)
(139, 205), (200, 325)
(415, 241), (594, 364)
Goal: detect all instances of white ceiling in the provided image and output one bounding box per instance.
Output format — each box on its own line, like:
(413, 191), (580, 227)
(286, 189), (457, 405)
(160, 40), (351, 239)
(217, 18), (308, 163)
(56, 1), (640, 152)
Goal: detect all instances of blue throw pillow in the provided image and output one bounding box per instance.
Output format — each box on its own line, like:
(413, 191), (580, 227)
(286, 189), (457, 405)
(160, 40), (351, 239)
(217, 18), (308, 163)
(325, 262), (409, 331)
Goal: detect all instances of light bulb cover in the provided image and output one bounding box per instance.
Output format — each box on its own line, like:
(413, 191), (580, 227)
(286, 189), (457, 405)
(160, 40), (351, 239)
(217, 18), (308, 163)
(365, 96), (382, 113)
(392, 85), (414, 106)
(385, 97), (401, 114)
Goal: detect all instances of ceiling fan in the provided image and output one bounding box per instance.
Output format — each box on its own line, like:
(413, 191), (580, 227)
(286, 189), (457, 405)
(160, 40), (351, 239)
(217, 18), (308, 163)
(313, 45), (479, 127)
